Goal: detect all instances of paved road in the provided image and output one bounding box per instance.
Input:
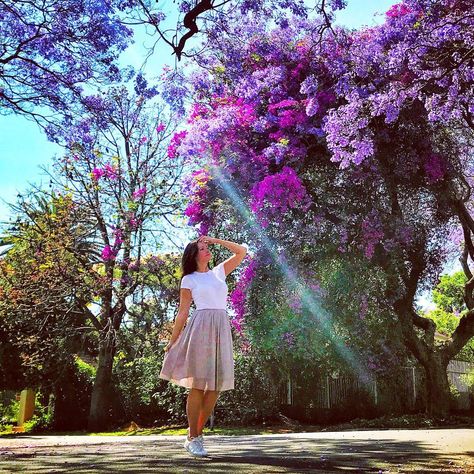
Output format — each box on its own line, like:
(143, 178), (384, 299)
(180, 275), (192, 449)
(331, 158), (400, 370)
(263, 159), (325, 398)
(0, 429), (473, 473)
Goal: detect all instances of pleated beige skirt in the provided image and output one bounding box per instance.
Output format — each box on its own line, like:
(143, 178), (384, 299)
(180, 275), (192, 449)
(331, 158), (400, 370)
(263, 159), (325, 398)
(159, 308), (234, 391)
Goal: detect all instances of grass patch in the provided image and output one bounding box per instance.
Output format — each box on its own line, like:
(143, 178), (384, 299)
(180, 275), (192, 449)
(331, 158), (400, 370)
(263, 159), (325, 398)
(0, 424), (317, 438)
(1, 414), (472, 438)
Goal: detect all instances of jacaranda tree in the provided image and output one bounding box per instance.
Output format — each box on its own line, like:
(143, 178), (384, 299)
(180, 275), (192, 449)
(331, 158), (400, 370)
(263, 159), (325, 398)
(0, 0), (133, 129)
(120, 0), (340, 60)
(166, 0), (474, 416)
(0, 0), (340, 132)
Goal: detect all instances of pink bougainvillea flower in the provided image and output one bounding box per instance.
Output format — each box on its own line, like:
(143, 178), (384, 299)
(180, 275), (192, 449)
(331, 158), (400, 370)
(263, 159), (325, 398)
(102, 245), (116, 261)
(92, 168), (105, 181)
(132, 186), (147, 200)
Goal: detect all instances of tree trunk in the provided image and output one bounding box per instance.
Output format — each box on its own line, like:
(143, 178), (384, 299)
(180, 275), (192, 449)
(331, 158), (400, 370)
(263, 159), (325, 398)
(395, 305), (453, 417)
(88, 336), (116, 431)
(422, 353), (451, 417)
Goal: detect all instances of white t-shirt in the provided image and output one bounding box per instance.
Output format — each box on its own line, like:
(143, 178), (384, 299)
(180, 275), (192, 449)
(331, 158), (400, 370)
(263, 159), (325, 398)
(180, 261), (228, 310)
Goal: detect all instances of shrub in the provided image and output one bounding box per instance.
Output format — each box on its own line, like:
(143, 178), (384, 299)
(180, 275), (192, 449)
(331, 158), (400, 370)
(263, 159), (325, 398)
(114, 350), (187, 425)
(114, 349), (280, 427)
(49, 355), (96, 431)
(0, 396), (19, 431)
(215, 353), (280, 425)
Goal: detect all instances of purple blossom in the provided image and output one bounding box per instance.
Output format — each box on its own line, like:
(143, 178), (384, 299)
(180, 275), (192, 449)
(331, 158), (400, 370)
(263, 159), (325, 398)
(128, 215), (142, 231)
(102, 245), (116, 261)
(305, 97), (319, 116)
(1, 0), (133, 127)
(282, 331), (295, 347)
(288, 295), (303, 313)
(104, 163), (119, 180)
(128, 260), (140, 272)
(424, 153), (446, 184)
(299, 75), (319, 95)
(361, 210), (384, 259)
(229, 257), (258, 335)
(386, 3), (412, 19)
(167, 130), (188, 158)
(92, 168), (105, 181)
(146, 255), (165, 273)
(181, 168), (214, 229)
(112, 227), (124, 249)
(132, 186), (147, 200)
(250, 166), (311, 226)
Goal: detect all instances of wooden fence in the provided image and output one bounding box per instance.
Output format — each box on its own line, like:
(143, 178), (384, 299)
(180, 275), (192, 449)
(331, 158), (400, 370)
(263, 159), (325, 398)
(447, 360), (474, 409)
(279, 360), (474, 411)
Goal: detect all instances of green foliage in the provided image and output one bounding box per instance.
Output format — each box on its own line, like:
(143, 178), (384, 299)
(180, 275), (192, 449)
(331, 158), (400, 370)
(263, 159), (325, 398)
(245, 272), (334, 374)
(24, 391), (53, 432)
(432, 272), (467, 313)
(245, 255), (407, 379)
(426, 309), (459, 334)
(1, 356), (97, 433)
(216, 354), (280, 425)
(74, 355), (96, 380)
(113, 341), (281, 426)
(449, 382), (460, 400)
(114, 348), (186, 425)
(50, 356), (96, 431)
(424, 271), (474, 362)
(0, 397), (19, 431)
(0, 192), (96, 389)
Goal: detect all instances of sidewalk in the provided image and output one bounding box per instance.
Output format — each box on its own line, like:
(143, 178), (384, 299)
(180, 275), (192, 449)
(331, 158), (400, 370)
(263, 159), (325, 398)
(0, 429), (473, 473)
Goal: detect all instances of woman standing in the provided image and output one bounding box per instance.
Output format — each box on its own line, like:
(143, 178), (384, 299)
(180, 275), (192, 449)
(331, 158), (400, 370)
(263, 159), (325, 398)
(159, 235), (247, 457)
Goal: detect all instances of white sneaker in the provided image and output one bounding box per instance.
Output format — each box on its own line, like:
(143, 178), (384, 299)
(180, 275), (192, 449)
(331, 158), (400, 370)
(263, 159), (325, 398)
(196, 434), (208, 456)
(184, 436), (206, 457)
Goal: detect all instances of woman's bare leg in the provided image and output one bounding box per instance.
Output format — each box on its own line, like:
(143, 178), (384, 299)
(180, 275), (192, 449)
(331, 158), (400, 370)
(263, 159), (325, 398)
(197, 390), (220, 435)
(186, 388), (205, 438)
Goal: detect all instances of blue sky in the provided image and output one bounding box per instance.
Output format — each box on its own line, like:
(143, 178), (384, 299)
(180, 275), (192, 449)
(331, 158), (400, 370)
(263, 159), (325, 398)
(0, 0), (395, 223)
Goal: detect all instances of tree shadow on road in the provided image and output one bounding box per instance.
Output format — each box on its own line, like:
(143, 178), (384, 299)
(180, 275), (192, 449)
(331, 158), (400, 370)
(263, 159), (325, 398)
(0, 435), (472, 473)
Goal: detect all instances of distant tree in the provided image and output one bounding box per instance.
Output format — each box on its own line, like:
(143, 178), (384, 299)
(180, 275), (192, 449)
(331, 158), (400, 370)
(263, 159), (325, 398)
(424, 272), (474, 362)
(48, 76), (185, 430)
(0, 193), (95, 389)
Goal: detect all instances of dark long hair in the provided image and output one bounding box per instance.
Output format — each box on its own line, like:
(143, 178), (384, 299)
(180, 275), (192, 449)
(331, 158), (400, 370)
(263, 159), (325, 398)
(181, 239), (212, 280)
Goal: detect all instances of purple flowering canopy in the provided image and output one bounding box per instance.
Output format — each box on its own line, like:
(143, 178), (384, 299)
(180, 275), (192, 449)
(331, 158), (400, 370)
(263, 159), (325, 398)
(0, 0), (345, 133)
(0, 0), (132, 129)
(163, 0), (474, 414)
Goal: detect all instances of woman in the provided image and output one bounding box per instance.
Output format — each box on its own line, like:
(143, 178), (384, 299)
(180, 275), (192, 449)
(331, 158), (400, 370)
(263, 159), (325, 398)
(159, 235), (247, 457)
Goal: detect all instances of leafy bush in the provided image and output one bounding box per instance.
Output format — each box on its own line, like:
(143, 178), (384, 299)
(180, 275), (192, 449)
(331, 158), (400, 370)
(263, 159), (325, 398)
(114, 350), (187, 425)
(0, 396), (19, 431)
(114, 348), (280, 427)
(216, 353), (280, 425)
(48, 355), (96, 431)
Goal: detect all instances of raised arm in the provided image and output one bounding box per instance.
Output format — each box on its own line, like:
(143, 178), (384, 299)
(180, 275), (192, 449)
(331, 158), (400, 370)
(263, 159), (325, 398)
(198, 235), (247, 277)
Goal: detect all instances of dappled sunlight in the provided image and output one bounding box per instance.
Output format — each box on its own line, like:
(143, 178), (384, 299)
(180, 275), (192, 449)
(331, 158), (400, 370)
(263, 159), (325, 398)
(211, 164), (370, 381)
(1, 431), (472, 473)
